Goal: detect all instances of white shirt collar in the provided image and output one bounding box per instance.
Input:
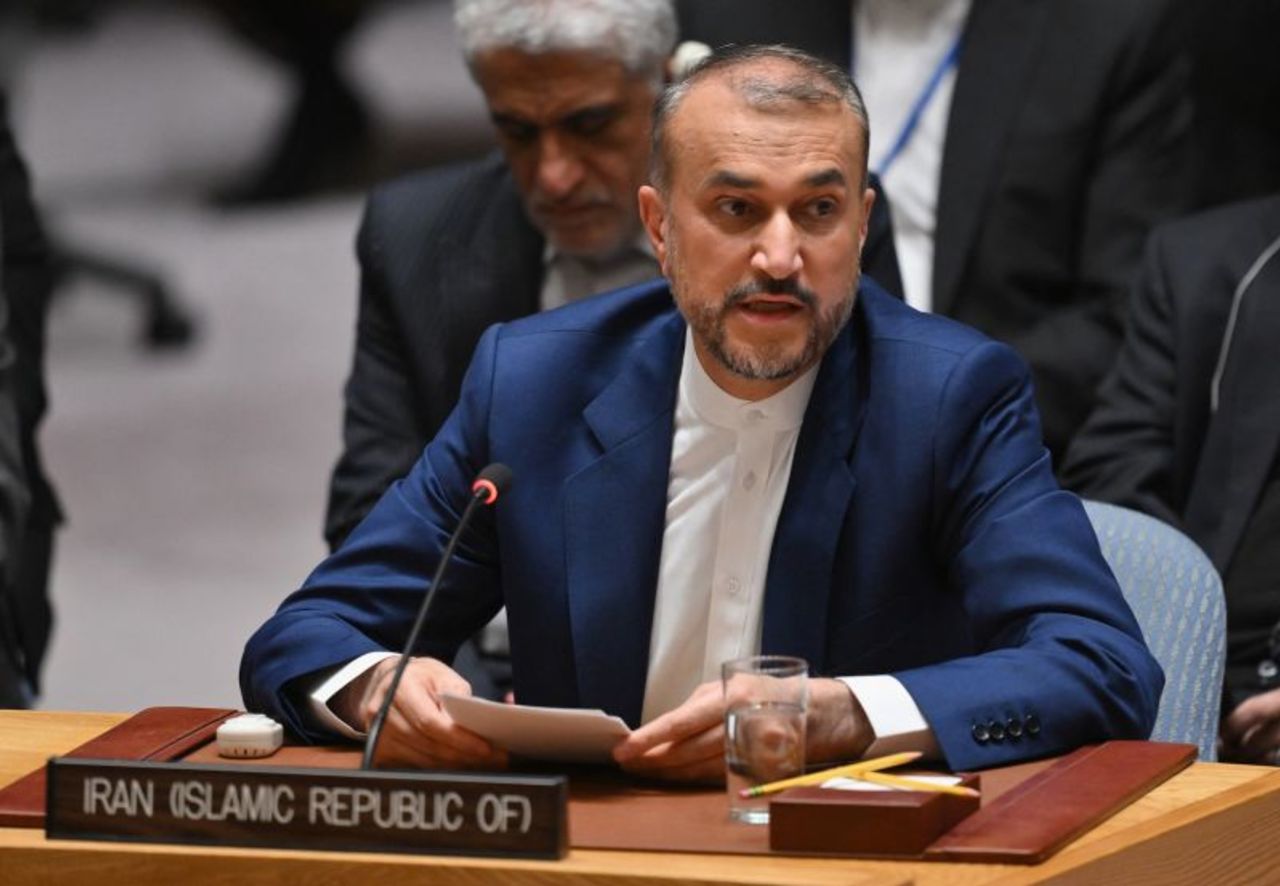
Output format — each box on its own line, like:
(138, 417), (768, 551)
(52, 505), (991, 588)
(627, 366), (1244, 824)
(681, 328), (818, 432)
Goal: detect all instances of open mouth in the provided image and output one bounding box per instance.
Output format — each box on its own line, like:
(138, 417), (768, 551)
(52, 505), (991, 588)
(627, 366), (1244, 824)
(736, 296), (806, 318)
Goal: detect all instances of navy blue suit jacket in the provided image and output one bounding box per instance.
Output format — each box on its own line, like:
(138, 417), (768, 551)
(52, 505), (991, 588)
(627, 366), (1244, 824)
(242, 280), (1161, 769)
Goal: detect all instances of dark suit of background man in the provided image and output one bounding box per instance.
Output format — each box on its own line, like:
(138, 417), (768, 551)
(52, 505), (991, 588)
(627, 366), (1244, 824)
(0, 90), (59, 708)
(244, 46), (1160, 777)
(323, 0), (902, 552)
(676, 0), (1191, 463)
(1063, 195), (1280, 765)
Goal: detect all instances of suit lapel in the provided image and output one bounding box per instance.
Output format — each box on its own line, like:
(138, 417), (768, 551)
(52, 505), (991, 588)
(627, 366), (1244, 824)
(761, 317), (862, 671)
(933, 0), (1049, 314)
(563, 313), (685, 726)
(1185, 251), (1280, 571)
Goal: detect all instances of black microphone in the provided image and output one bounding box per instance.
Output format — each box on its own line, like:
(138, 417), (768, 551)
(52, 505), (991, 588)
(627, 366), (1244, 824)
(361, 463), (513, 770)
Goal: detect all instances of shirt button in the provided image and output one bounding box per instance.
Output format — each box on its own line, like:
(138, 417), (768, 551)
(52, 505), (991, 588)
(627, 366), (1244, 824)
(743, 472), (757, 491)
(1006, 717), (1024, 739)
(726, 577), (741, 595)
(988, 720), (1006, 742)
(748, 409), (765, 422)
(971, 723), (990, 744)
(1025, 714), (1041, 736)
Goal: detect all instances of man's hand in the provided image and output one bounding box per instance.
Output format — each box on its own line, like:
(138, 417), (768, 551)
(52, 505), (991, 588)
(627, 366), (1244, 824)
(806, 679), (875, 763)
(1221, 687), (1280, 764)
(612, 681), (725, 782)
(333, 656), (508, 770)
(610, 678), (876, 783)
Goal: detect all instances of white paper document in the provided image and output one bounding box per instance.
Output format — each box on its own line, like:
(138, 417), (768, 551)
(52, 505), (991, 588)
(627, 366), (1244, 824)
(441, 694), (632, 764)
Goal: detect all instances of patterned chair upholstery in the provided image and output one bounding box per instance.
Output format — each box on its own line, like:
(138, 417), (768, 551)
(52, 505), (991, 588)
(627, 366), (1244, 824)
(1083, 500), (1226, 760)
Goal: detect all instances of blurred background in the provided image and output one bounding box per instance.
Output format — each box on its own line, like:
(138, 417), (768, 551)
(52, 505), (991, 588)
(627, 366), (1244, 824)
(6, 0), (490, 711)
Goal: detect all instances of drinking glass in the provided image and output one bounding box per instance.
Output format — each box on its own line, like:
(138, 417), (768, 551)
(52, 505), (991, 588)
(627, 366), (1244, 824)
(722, 655), (808, 824)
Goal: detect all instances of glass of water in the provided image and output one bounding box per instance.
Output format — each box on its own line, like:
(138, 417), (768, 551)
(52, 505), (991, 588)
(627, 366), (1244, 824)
(722, 655), (808, 824)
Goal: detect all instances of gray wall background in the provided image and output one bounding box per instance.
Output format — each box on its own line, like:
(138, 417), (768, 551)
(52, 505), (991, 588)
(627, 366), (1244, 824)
(10, 1), (489, 711)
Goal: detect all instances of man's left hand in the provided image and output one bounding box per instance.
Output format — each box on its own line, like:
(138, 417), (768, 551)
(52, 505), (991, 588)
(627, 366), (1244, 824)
(611, 678), (875, 783)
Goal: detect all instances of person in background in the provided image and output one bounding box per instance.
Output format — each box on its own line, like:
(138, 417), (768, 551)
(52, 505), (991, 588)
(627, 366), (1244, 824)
(1062, 194), (1280, 765)
(676, 0), (1192, 464)
(0, 89), (58, 708)
(322, 0), (902, 698)
(242, 45), (1161, 778)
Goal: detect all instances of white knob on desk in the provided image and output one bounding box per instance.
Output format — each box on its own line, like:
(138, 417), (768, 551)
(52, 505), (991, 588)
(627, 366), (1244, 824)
(216, 713), (284, 758)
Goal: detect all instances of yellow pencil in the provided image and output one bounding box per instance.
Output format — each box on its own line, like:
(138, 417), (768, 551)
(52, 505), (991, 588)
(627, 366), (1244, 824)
(857, 770), (980, 798)
(739, 751), (922, 798)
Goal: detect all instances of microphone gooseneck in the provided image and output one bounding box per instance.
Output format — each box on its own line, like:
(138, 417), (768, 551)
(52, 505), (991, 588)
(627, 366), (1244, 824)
(361, 463), (512, 770)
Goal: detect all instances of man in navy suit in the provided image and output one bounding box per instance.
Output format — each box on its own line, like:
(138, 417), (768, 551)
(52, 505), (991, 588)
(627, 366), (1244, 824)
(675, 0), (1191, 463)
(242, 46), (1161, 777)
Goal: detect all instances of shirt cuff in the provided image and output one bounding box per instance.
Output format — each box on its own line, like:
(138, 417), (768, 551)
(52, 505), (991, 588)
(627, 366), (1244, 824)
(839, 674), (941, 760)
(306, 651), (397, 740)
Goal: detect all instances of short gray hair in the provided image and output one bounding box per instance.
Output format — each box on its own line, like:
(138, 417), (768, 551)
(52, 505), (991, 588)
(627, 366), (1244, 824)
(454, 0), (677, 80)
(651, 44), (870, 192)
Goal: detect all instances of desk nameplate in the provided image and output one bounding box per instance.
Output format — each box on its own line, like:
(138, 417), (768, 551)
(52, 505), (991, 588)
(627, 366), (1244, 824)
(45, 757), (568, 859)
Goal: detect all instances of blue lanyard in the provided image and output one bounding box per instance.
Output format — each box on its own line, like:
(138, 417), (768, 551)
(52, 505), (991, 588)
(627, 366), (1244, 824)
(870, 33), (963, 179)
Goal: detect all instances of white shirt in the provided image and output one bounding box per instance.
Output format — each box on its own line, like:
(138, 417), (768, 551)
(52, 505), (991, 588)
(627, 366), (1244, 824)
(540, 233), (658, 310)
(640, 332), (817, 722)
(855, 0), (971, 312)
(311, 334), (939, 759)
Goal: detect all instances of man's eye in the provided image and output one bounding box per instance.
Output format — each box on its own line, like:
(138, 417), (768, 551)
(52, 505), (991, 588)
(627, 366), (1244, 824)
(494, 119), (537, 144)
(564, 108), (616, 137)
(809, 198), (839, 217)
(718, 199), (752, 218)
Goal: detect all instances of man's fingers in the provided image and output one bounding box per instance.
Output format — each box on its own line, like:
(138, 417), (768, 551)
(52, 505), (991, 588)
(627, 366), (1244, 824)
(614, 684), (723, 762)
(1223, 689), (1280, 745)
(1231, 718), (1280, 764)
(624, 724), (724, 772)
(394, 675), (498, 759)
(358, 656), (506, 768)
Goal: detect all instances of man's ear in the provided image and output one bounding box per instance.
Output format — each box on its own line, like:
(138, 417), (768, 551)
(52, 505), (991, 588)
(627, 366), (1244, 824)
(638, 184), (669, 270)
(858, 185), (875, 253)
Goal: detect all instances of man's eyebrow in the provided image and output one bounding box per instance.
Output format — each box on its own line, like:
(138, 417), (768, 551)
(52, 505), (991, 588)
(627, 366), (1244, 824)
(558, 102), (624, 127)
(489, 110), (532, 128)
(805, 168), (847, 188)
(707, 170), (760, 189)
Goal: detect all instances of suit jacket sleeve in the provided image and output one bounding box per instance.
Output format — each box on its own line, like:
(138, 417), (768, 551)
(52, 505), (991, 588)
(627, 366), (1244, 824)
(897, 340), (1162, 768)
(323, 195), (433, 550)
(243, 326), (505, 742)
(1058, 230), (1184, 527)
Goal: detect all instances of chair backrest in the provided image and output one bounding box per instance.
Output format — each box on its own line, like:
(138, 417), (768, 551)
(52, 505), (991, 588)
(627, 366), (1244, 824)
(1083, 500), (1226, 760)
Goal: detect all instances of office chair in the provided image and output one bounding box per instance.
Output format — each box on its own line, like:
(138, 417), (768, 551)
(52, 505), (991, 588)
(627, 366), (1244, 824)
(1083, 499), (1226, 760)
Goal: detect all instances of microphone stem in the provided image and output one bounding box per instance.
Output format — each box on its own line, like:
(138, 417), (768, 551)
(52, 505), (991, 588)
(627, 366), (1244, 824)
(361, 489), (487, 770)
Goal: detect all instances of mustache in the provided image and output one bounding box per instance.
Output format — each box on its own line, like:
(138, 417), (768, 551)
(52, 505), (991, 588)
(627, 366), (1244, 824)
(724, 278), (818, 310)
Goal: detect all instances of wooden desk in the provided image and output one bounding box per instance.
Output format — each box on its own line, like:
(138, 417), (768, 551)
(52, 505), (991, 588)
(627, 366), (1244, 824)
(3, 711), (1280, 885)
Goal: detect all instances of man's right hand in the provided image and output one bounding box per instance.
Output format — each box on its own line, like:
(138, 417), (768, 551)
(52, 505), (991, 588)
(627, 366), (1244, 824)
(333, 656), (508, 770)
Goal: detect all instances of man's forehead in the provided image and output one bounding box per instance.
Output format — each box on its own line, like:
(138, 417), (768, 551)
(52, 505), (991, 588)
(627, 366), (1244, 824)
(671, 72), (860, 166)
(474, 47), (641, 96)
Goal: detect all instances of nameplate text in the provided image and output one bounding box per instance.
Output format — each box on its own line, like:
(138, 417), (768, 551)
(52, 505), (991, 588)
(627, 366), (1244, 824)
(45, 757), (567, 858)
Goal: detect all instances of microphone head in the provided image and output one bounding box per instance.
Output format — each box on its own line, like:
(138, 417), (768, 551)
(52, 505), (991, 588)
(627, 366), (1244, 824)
(471, 463), (513, 505)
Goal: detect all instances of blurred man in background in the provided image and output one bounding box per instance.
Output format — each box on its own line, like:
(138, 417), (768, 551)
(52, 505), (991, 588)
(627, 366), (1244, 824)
(0, 90), (58, 708)
(1063, 194), (1280, 764)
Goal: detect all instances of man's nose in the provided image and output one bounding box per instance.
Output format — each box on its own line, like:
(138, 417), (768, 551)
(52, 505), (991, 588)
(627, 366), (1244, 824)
(750, 212), (803, 279)
(535, 132), (585, 200)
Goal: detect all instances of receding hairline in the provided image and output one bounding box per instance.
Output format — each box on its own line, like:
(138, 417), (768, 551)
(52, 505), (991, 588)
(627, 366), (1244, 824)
(652, 51), (870, 192)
